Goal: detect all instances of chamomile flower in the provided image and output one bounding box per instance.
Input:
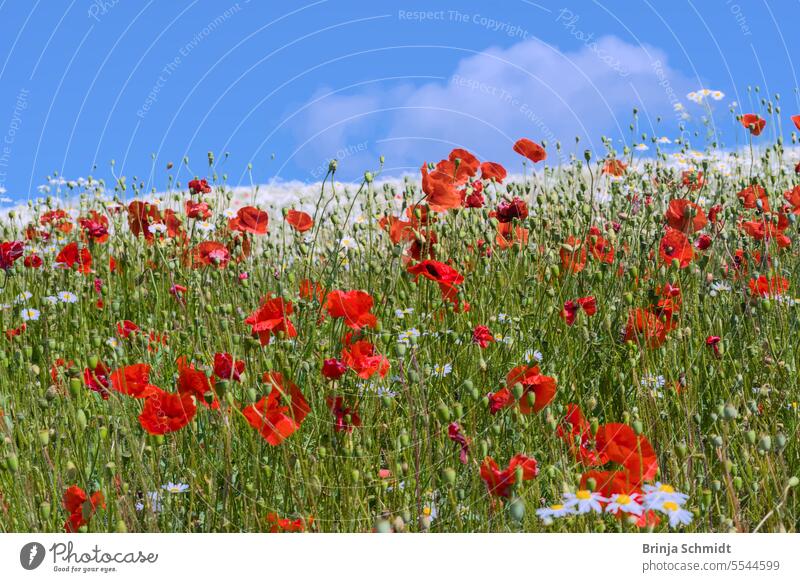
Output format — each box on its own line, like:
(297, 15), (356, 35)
(196, 221), (216, 234)
(148, 223), (167, 235)
(563, 489), (606, 514)
(14, 291), (32, 304)
(58, 291), (78, 304)
(432, 363), (452, 378)
(642, 483), (689, 508)
(605, 492), (644, 516)
(106, 337), (120, 349)
(20, 308), (41, 321)
(398, 328), (420, 345)
(634, 143), (649, 151)
(536, 503), (576, 521)
(524, 349), (543, 363)
(657, 500), (693, 528)
(395, 307), (414, 319)
(710, 90), (725, 101)
(162, 482), (190, 494)
(497, 313), (508, 323)
(339, 236), (357, 250)
(657, 136), (672, 144)
(223, 208), (237, 219)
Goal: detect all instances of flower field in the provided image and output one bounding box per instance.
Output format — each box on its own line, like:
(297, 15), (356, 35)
(1, 115), (800, 533)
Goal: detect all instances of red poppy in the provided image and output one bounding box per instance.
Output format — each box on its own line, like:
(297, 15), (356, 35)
(267, 513), (312, 533)
(448, 422), (470, 464)
(23, 254), (43, 269)
(78, 211), (109, 243)
(480, 161), (507, 182)
(560, 236), (587, 273)
(448, 148), (480, 178)
(213, 352), (244, 381)
(748, 275), (789, 297)
(659, 228), (693, 268)
(664, 199), (707, 233)
(695, 234), (712, 250)
(706, 335), (721, 358)
(341, 338), (389, 379)
(185, 200), (211, 219)
(0, 241), (24, 270)
(512, 138), (546, 163)
(63, 485), (105, 533)
(299, 278), (326, 303)
(784, 185), (800, 214)
(792, 115), (800, 131)
(738, 184), (769, 211)
(595, 423), (658, 483)
(480, 454), (538, 497)
(740, 113), (766, 136)
(41, 209), (73, 233)
(188, 178), (212, 194)
(495, 221), (529, 250)
(587, 227), (614, 263)
(116, 320), (140, 339)
(244, 294), (297, 345)
(229, 206), (269, 235)
(177, 356), (218, 409)
(487, 387), (514, 414)
(506, 365), (558, 414)
(406, 259), (464, 303)
(327, 396), (361, 433)
(681, 170), (704, 191)
(741, 213), (791, 248)
(56, 242), (92, 274)
(560, 296), (597, 326)
(138, 387), (197, 435)
(109, 364), (157, 398)
(242, 372), (310, 446)
(285, 209), (313, 232)
(321, 358), (347, 380)
(84, 360), (111, 399)
(602, 159), (627, 177)
(495, 197), (528, 223)
(556, 404), (607, 466)
(623, 308), (667, 348)
(421, 164), (462, 212)
(324, 290), (378, 330)
(191, 241), (231, 268)
(472, 325), (494, 348)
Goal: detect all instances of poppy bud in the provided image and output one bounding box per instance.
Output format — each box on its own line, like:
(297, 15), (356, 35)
(115, 520), (128, 533)
(508, 497), (525, 522)
(788, 476), (799, 488)
(711, 479), (721, 492)
(38, 429), (49, 447)
(436, 403), (451, 423)
(76, 409), (87, 431)
(722, 403), (738, 421)
(65, 460), (78, 480)
(39, 501), (51, 520)
(711, 434), (723, 447)
(442, 467), (456, 485)
(5, 453), (18, 472)
(758, 435), (772, 452)
(632, 420), (643, 435)
(585, 477), (597, 492)
(776, 433), (787, 450)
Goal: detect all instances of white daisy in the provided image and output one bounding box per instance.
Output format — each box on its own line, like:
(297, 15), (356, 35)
(432, 363), (452, 378)
(605, 492), (644, 516)
(20, 308), (40, 321)
(58, 291), (78, 304)
(642, 483), (689, 508)
(536, 503), (576, 520)
(161, 482), (190, 494)
(563, 489), (606, 514)
(524, 349), (543, 363)
(657, 500), (693, 528)
(148, 223), (167, 235)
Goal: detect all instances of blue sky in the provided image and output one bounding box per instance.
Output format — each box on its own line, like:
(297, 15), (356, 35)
(0, 0), (798, 202)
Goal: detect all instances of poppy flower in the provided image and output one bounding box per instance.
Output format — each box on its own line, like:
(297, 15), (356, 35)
(741, 213), (792, 248)
(229, 206), (269, 235)
(695, 234), (712, 250)
(512, 138), (546, 163)
(587, 227), (614, 263)
(267, 513), (312, 533)
(480, 454), (538, 497)
(299, 278), (326, 303)
(244, 295), (297, 345)
(748, 275), (789, 297)
(623, 308), (667, 349)
(138, 387), (197, 435)
(109, 364), (157, 398)
(185, 200), (211, 219)
(213, 352), (244, 381)
(324, 290), (378, 330)
(472, 325), (494, 348)
(556, 404), (607, 467)
(560, 296), (597, 326)
(480, 161), (507, 182)
(285, 209), (313, 232)
(188, 178), (212, 194)
(487, 387), (514, 414)
(84, 360), (111, 399)
(321, 358), (347, 380)
(792, 115), (800, 131)
(602, 159), (627, 177)
(327, 396), (361, 433)
(116, 320), (140, 339)
(341, 337), (389, 379)
(506, 365), (558, 414)
(738, 184), (769, 211)
(740, 113), (766, 136)
(560, 236), (587, 273)
(706, 335), (721, 358)
(784, 185), (800, 214)
(681, 170), (704, 191)
(40, 209), (74, 234)
(664, 199), (707, 233)
(659, 228), (693, 268)
(595, 423), (658, 483)
(56, 242), (92, 274)
(176, 356), (218, 409)
(23, 254), (43, 269)
(0, 241), (24, 270)
(242, 372), (310, 446)
(495, 197), (528, 223)
(448, 422), (470, 464)
(5, 322), (26, 340)
(63, 485), (105, 533)
(421, 164), (462, 212)
(78, 211), (109, 243)
(406, 259), (464, 302)
(191, 241), (231, 268)
(464, 187), (485, 208)
(448, 148), (481, 179)
(495, 221), (529, 250)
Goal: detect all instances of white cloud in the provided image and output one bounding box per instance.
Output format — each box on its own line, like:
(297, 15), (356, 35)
(289, 35), (693, 174)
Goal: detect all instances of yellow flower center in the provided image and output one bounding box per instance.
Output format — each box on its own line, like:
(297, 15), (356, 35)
(576, 490), (591, 500)
(658, 484), (675, 493)
(551, 504), (564, 510)
(616, 494), (632, 505)
(423, 507), (432, 517)
(663, 501), (679, 512)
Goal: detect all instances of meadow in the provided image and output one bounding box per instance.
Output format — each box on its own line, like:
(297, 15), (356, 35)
(0, 111), (799, 533)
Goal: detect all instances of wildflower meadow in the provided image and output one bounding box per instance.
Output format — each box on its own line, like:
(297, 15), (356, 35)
(1, 111), (800, 534)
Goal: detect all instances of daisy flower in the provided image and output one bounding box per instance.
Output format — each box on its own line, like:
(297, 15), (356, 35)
(339, 236), (357, 250)
(432, 363), (452, 378)
(605, 492), (644, 516)
(14, 291), (32, 304)
(536, 503), (576, 520)
(642, 483), (689, 508)
(148, 223), (167, 235)
(223, 208), (237, 219)
(196, 221), (216, 234)
(162, 482), (190, 494)
(657, 500), (693, 528)
(58, 291), (78, 304)
(524, 349), (543, 363)
(20, 308), (41, 321)
(563, 489), (606, 514)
